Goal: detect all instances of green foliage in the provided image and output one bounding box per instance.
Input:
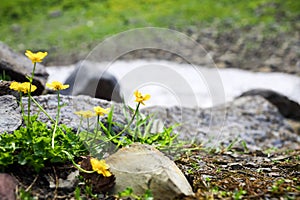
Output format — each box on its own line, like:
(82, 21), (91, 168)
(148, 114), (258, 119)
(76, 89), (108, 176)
(233, 188), (247, 200)
(0, 0), (298, 63)
(79, 104), (181, 158)
(74, 187), (82, 200)
(116, 105), (180, 148)
(118, 187), (153, 200)
(0, 115), (88, 172)
(0, 70), (11, 81)
(17, 188), (37, 200)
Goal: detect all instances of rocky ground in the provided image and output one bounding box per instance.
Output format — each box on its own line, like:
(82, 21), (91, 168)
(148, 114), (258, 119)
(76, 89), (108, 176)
(118, 26), (300, 75)
(46, 26), (300, 76)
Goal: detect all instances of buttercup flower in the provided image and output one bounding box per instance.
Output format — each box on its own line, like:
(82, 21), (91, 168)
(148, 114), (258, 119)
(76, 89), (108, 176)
(90, 158), (112, 177)
(10, 82), (37, 94)
(25, 50), (48, 63)
(21, 82), (37, 94)
(134, 90), (150, 105)
(46, 81), (69, 91)
(94, 106), (110, 116)
(9, 82), (24, 93)
(75, 110), (95, 118)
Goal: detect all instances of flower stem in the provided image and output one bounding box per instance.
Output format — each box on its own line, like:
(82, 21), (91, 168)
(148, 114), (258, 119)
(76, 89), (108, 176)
(30, 96), (56, 124)
(85, 118), (90, 141)
(27, 62), (36, 127)
(19, 92), (24, 117)
(62, 150), (95, 174)
(102, 102), (140, 144)
(94, 115), (100, 141)
(52, 91), (61, 149)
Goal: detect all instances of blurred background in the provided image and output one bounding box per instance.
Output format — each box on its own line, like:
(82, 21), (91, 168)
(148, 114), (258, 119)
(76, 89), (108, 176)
(0, 0), (299, 74)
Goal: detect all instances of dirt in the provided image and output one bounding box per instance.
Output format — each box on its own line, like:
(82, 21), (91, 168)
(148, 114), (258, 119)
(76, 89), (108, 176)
(6, 147), (299, 199)
(176, 147), (300, 200)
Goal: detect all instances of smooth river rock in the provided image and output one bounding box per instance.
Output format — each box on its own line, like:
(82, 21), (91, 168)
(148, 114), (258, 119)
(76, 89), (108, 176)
(60, 60), (122, 102)
(105, 143), (194, 199)
(239, 89), (300, 121)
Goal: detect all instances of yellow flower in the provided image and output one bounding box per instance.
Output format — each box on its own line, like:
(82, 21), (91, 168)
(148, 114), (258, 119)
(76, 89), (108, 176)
(134, 90), (150, 105)
(25, 50), (48, 63)
(90, 158), (112, 177)
(9, 82), (23, 92)
(46, 81), (69, 91)
(9, 82), (37, 94)
(75, 110), (95, 118)
(94, 106), (110, 116)
(21, 82), (37, 94)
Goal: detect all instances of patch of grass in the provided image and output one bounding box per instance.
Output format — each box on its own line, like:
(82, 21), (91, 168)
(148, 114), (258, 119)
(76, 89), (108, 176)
(0, 0), (298, 64)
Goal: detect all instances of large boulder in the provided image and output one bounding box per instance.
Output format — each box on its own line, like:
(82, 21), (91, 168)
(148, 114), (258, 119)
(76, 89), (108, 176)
(239, 89), (300, 121)
(142, 95), (300, 150)
(105, 143), (194, 199)
(60, 60), (122, 102)
(0, 94), (299, 150)
(0, 42), (48, 94)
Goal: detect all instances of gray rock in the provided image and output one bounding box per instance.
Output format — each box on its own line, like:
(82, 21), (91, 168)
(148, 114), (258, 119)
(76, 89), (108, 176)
(218, 52), (238, 67)
(48, 171), (79, 189)
(0, 42), (48, 94)
(0, 81), (19, 99)
(22, 94), (118, 131)
(0, 95), (21, 133)
(239, 89), (300, 121)
(105, 143), (194, 199)
(1, 94), (299, 150)
(0, 173), (17, 200)
(264, 56), (282, 67)
(48, 10), (62, 18)
(143, 96), (300, 150)
(60, 60), (122, 102)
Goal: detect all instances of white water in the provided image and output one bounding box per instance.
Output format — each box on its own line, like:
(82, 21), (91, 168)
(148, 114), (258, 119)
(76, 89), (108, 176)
(46, 60), (300, 108)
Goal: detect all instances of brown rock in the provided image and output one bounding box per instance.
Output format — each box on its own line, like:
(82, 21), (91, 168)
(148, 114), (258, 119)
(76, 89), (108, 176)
(0, 173), (17, 200)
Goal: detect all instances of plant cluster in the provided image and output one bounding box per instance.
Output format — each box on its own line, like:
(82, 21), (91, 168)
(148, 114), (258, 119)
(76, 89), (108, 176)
(0, 50), (181, 198)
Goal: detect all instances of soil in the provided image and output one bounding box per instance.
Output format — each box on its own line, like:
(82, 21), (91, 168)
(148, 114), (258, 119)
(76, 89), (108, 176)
(177, 147), (300, 200)
(6, 147), (299, 199)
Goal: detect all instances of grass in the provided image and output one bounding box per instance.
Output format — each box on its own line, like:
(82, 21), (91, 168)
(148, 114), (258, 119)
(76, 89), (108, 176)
(0, 0), (299, 64)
